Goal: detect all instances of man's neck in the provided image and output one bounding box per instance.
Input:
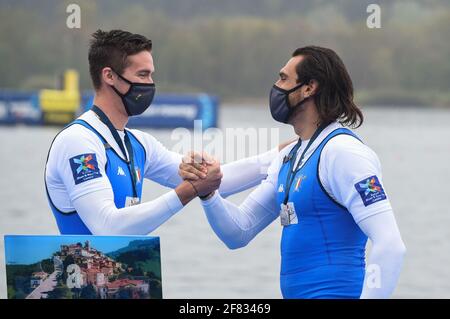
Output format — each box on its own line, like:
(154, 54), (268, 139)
(93, 92), (128, 130)
(296, 125), (317, 140)
(290, 103), (322, 140)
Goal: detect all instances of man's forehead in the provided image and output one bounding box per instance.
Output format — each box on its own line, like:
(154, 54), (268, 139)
(126, 51), (154, 72)
(280, 55), (303, 75)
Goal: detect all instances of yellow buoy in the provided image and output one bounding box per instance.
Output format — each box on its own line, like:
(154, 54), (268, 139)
(40, 69), (80, 124)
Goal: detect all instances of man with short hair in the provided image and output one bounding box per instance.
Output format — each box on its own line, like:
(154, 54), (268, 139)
(45, 29), (281, 235)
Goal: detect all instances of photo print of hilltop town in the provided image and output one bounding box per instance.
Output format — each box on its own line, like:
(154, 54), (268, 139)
(4, 235), (162, 299)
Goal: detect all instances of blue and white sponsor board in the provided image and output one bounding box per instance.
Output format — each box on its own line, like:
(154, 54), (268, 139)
(0, 90), (218, 129)
(0, 90), (42, 125)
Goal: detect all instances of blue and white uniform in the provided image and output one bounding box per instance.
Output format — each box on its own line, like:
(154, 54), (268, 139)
(201, 122), (406, 298)
(45, 109), (277, 235)
(277, 127), (367, 298)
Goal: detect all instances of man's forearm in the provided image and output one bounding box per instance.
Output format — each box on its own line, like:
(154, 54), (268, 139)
(360, 240), (406, 298)
(219, 148), (278, 197)
(358, 212), (406, 298)
(175, 180), (198, 206)
(201, 193), (250, 249)
(73, 188), (184, 235)
(201, 185), (278, 249)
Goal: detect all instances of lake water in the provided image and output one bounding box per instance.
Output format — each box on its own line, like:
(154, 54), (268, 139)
(0, 104), (449, 298)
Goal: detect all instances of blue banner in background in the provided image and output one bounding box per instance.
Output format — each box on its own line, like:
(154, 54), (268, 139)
(0, 90), (42, 125)
(0, 90), (219, 129)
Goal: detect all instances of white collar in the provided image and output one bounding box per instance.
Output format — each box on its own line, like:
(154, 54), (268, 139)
(78, 110), (128, 160)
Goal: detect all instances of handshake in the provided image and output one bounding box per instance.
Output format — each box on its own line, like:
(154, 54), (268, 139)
(178, 151), (223, 201)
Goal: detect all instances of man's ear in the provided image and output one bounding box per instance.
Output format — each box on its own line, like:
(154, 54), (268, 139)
(101, 67), (115, 86)
(305, 79), (319, 97)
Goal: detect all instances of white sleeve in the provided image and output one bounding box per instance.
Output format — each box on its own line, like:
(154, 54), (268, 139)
(320, 135), (393, 223)
(200, 153), (281, 249)
(50, 128), (184, 235)
(358, 212), (406, 298)
(219, 147), (278, 197)
(320, 135), (405, 298)
(134, 130), (278, 195)
(72, 188), (183, 235)
(50, 128), (112, 204)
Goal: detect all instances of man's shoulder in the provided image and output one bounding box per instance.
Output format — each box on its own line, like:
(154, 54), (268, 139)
(49, 121), (105, 159)
(324, 130), (372, 153)
(54, 121), (97, 143)
(321, 130), (380, 168)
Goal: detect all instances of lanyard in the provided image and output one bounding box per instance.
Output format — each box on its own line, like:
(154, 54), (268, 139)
(91, 105), (138, 198)
(282, 123), (328, 205)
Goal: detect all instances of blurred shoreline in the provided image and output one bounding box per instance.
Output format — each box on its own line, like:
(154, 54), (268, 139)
(221, 100), (450, 109)
(3, 87), (450, 108)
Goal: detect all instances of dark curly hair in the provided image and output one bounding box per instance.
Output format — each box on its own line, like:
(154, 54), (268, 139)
(88, 29), (153, 90)
(292, 46), (363, 128)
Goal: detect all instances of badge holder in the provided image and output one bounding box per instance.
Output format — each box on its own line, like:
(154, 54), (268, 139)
(125, 196), (141, 207)
(280, 202), (298, 226)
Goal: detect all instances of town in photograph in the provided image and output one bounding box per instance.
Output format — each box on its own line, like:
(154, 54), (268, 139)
(5, 236), (162, 299)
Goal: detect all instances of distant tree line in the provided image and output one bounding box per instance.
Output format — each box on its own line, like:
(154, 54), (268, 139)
(1, 0), (449, 105)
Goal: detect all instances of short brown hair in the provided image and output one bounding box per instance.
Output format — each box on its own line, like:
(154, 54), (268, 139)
(88, 29), (152, 90)
(292, 46), (363, 128)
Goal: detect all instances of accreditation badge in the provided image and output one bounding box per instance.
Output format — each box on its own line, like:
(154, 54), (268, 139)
(280, 203), (289, 226)
(280, 202), (298, 226)
(125, 196), (141, 207)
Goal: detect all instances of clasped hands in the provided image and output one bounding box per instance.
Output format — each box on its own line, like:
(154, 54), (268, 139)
(178, 151), (222, 199)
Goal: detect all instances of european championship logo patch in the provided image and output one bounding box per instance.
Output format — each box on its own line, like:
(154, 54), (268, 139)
(69, 153), (102, 185)
(355, 175), (387, 207)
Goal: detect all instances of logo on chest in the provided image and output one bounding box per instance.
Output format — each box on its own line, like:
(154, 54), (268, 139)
(278, 184), (284, 193)
(294, 175), (307, 192)
(117, 166), (126, 176)
(117, 165), (141, 184)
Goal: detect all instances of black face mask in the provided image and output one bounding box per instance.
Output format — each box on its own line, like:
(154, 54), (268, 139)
(269, 82), (310, 124)
(110, 70), (156, 116)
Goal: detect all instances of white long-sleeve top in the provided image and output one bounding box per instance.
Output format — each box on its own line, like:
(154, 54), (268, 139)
(45, 110), (277, 235)
(201, 122), (406, 298)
